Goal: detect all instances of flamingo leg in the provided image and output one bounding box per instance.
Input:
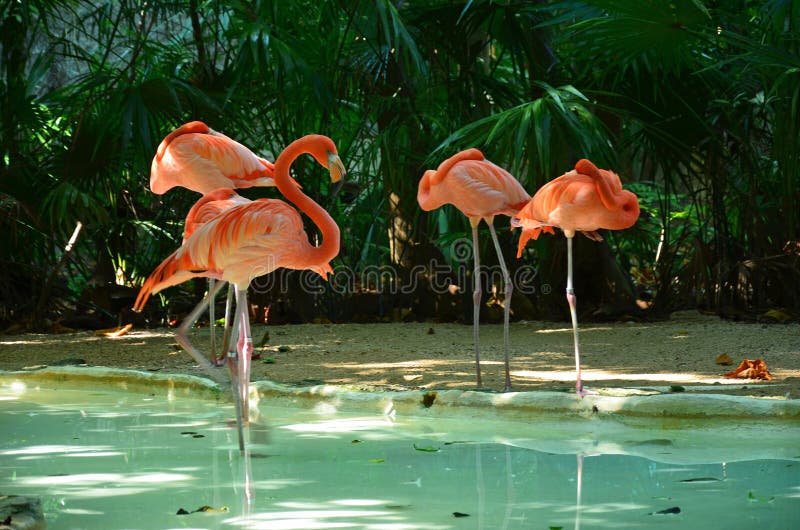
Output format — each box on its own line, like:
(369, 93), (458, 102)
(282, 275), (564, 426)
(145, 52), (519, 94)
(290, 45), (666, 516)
(575, 453), (584, 530)
(175, 280), (228, 384)
(220, 283), (235, 365)
(566, 237), (592, 397)
(234, 286), (253, 427)
(208, 278), (218, 364)
(470, 221), (483, 387)
(487, 221), (513, 392)
(227, 293), (247, 454)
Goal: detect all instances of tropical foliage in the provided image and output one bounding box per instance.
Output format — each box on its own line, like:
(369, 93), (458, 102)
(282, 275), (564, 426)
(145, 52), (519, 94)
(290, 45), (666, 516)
(2, 0), (798, 330)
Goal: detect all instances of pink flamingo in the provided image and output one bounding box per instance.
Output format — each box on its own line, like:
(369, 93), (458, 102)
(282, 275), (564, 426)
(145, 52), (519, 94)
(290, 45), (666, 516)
(135, 135), (344, 451)
(149, 121), (276, 195)
(148, 121), (295, 363)
(418, 149), (531, 391)
(179, 189), (251, 365)
(513, 159), (640, 396)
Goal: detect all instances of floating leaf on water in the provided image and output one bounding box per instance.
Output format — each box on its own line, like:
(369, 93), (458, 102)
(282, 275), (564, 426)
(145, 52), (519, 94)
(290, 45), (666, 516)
(748, 491), (775, 503)
(549, 527), (564, 530)
(422, 392), (437, 408)
(176, 508), (190, 515)
(351, 439), (362, 444)
(669, 385), (685, 393)
(180, 431), (197, 435)
(192, 434), (205, 438)
(649, 506), (681, 515)
(413, 444), (440, 452)
(680, 477), (720, 483)
(195, 505), (230, 513)
(278, 345), (291, 352)
(262, 357), (275, 364)
(369, 458), (385, 463)
(453, 512), (470, 517)
(385, 504), (410, 510)
(632, 439), (673, 447)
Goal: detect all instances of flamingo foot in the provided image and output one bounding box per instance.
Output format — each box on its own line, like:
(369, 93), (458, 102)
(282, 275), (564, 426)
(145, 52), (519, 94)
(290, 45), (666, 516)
(576, 384), (597, 398)
(211, 356), (227, 367)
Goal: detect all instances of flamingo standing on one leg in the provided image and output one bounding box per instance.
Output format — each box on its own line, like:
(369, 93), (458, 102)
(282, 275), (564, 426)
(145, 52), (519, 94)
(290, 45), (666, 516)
(180, 189), (251, 366)
(513, 159), (639, 397)
(134, 134), (344, 451)
(418, 149), (530, 391)
(148, 121), (291, 364)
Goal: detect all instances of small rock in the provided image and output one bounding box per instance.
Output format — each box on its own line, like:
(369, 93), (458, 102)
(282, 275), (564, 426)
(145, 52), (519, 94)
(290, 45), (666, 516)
(0, 495), (46, 530)
(51, 358), (87, 366)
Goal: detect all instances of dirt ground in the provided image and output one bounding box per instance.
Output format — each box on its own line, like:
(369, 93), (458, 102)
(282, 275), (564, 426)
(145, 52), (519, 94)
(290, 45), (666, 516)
(1, 310), (798, 399)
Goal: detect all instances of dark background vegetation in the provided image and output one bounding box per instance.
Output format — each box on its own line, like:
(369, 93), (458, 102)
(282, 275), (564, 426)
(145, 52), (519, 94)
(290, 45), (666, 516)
(2, 0), (798, 332)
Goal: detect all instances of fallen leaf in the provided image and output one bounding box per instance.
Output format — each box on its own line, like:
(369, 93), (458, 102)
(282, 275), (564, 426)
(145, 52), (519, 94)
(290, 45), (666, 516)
(94, 323), (132, 338)
(453, 512), (470, 518)
(747, 491), (775, 503)
(369, 458), (385, 463)
(723, 359), (773, 381)
(413, 444), (440, 452)
(194, 505), (230, 513)
(649, 506), (681, 515)
(715, 353), (733, 366)
(760, 308), (793, 323)
(175, 505), (230, 515)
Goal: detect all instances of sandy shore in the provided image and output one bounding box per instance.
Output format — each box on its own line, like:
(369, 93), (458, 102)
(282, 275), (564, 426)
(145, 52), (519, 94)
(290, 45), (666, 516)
(1, 310), (797, 399)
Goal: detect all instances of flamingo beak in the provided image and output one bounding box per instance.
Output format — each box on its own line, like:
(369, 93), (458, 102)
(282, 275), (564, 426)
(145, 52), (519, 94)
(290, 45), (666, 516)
(327, 152), (345, 183)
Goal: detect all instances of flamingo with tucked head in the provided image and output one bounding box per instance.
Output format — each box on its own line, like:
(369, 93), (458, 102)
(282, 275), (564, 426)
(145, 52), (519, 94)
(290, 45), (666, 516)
(513, 159), (640, 396)
(150, 121), (277, 195)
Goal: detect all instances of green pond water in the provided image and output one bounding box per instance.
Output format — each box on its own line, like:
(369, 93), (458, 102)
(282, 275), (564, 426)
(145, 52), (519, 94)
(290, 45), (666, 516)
(1, 381), (798, 529)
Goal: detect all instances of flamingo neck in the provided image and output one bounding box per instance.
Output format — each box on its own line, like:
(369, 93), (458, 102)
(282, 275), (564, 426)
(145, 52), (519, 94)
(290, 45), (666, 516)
(274, 137), (340, 266)
(575, 159), (629, 211)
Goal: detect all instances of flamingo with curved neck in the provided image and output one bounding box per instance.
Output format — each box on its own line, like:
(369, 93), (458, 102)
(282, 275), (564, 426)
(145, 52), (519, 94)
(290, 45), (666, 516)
(134, 134), (344, 451)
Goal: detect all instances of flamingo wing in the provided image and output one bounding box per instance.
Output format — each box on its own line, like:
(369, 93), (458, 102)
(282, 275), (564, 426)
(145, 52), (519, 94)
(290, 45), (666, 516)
(182, 189), (251, 241)
(134, 199), (305, 310)
(419, 158), (529, 218)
